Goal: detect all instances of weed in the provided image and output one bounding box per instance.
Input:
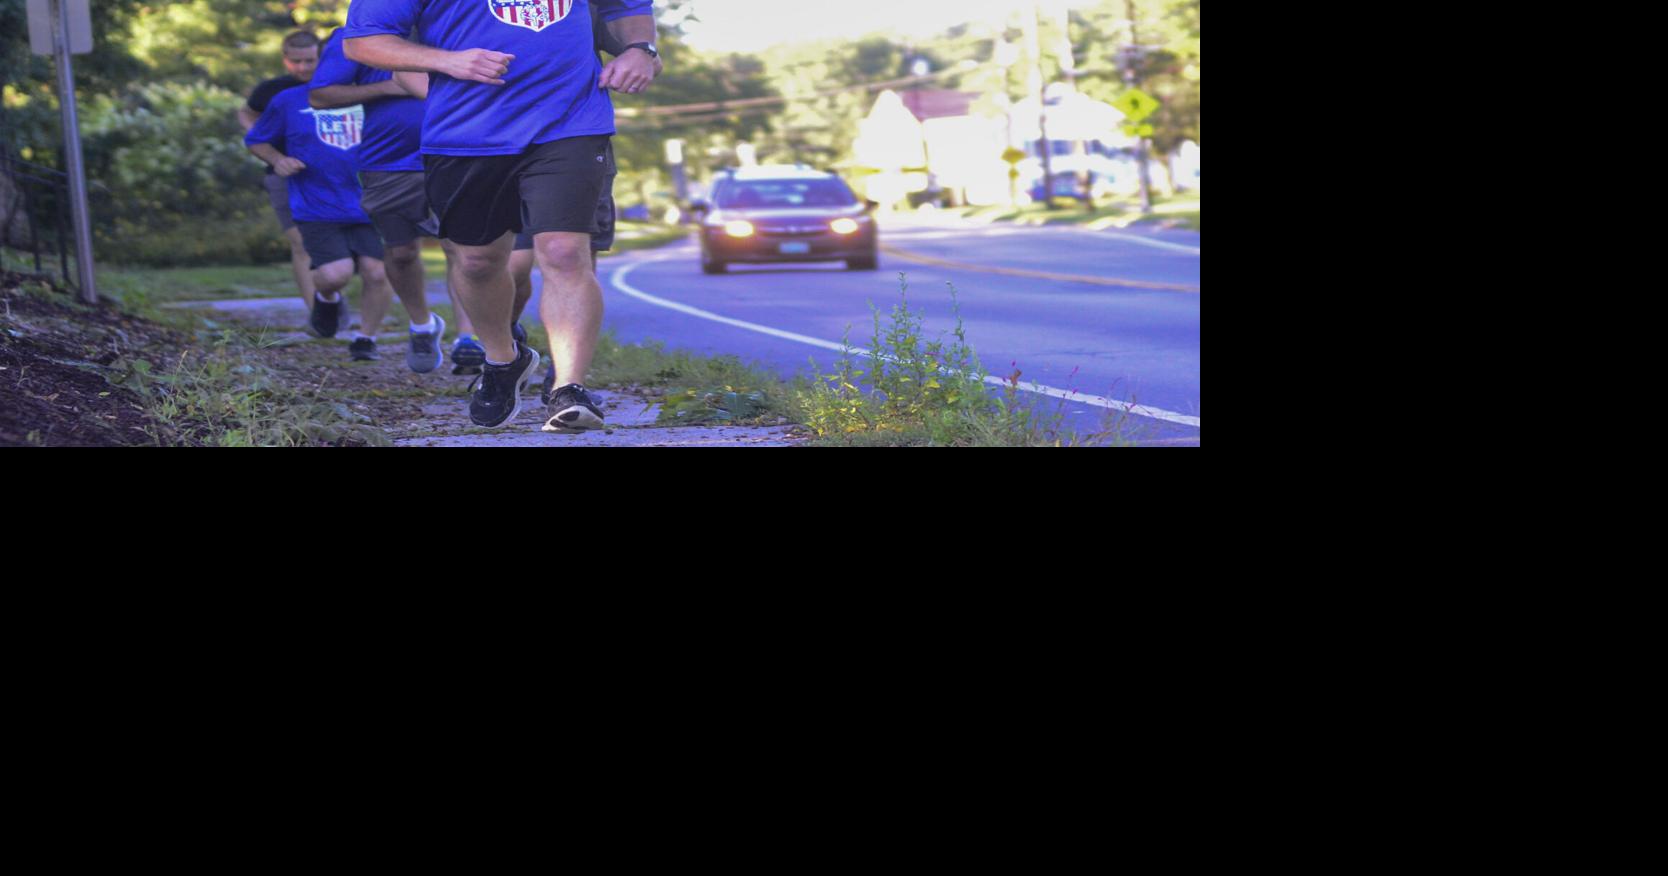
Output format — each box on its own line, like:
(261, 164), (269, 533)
(109, 331), (388, 446)
(796, 276), (1129, 446)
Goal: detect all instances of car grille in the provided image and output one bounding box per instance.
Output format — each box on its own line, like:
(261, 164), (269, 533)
(758, 225), (829, 237)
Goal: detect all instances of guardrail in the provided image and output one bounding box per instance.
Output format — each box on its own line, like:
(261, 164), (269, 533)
(0, 144), (79, 293)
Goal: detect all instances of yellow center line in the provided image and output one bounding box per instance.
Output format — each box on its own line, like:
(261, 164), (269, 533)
(880, 245), (1201, 293)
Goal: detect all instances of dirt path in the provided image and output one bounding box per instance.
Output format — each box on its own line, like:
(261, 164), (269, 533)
(177, 295), (805, 447)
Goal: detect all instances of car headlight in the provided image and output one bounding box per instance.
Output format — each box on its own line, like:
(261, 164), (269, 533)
(725, 220), (756, 238)
(831, 218), (860, 235)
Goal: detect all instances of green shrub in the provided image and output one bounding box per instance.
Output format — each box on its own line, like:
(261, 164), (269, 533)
(54, 81), (281, 266)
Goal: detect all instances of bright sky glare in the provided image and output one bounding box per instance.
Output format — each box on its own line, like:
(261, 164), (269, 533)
(670, 0), (1098, 53)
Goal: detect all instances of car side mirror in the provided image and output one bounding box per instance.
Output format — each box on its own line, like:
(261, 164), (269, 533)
(690, 198), (711, 216)
(865, 200), (880, 213)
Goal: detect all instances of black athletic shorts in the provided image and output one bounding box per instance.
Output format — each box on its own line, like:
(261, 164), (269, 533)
(516, 142), (615, 252)
(425, 134), (612, 248)
(360, 170), (440, 248)
(296, 221), (385, 270)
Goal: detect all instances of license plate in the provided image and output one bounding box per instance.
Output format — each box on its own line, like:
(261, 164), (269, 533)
(778, 242), (811, 255)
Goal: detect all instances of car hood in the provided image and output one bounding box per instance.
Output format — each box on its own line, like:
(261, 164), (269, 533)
(711, 206), (866, 224)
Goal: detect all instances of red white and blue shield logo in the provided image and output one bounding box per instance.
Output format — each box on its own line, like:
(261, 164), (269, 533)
(308, 105), (364, 151)
(489, 0), (572, 33)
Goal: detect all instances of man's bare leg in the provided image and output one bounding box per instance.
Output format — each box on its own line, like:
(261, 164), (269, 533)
(510, 248), (536, 324)
(382, 242), (431, 325)
(286, 226), (318, 308)
(355, 255), (393, 338)
(451, 232), (517, 362)
(533, 231), (602, 387)
(441, 240), (475, 337)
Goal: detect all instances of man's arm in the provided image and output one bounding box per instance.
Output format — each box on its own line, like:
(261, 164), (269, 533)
(310, 79), (407, 109)
(344, 34), (514, 86)
(599, 14), (659, 94)
(393, 71), (429, 100)
(247, 142), (306, 178)
(237, 105), (260, 132)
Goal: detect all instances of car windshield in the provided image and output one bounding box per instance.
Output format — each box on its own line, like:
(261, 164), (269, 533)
(715, 179), (857, 209)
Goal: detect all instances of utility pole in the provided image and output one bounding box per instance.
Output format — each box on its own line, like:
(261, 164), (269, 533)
(1052, 3), (1091, 211)
(1023, 1), (1053, 207)
(1124, 0), (1154, 214)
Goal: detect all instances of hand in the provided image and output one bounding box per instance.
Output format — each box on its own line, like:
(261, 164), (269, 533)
(599, 49), (657, 94)
(275, 157), (307, 177)
(444, 48), (515, 86)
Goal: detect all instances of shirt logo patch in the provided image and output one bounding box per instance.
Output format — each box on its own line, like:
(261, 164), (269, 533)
(306, 105), (365, 151)
(489, 0), (572, 33)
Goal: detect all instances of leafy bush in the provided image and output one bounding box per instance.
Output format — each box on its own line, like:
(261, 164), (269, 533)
(70, 81), (281, 266)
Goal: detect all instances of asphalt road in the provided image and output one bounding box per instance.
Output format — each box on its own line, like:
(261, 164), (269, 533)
(528, 214), (1201, 445)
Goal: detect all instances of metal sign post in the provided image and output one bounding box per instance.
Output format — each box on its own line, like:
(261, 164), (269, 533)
(27, 0), (96, 303)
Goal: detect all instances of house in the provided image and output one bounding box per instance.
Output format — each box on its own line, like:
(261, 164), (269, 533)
(855, 82), (1188, 206)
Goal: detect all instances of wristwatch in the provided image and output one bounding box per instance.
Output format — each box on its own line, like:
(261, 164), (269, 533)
(623, 42), (659, 59)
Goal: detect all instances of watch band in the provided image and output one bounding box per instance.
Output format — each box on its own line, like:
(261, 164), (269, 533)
(624, 42), (659, 59)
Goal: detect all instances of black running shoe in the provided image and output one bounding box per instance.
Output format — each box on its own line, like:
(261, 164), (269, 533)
(311, 296), (343, 339)
(469, 341), (540, 428)
(349, 337), (380, 361)
(539, 362), (557, 406)
(544, 383), (605, 432)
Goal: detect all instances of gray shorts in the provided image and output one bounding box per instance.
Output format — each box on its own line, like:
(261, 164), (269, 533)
(360, 170), (441, 248)
(264, 173), (295, 232)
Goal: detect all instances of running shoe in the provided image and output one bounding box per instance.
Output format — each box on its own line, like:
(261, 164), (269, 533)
(311, 296), (343, 339)
(543, 383), (606, 433)
(407, 314), (446, 374)
(511, 321), (528, 346)
(469, 341), (540, 428)
(451, 335), (486, 376)
(349, 337), (380, 361)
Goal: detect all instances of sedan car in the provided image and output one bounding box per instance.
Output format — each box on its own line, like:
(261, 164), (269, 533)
(694, 166), (879, 274)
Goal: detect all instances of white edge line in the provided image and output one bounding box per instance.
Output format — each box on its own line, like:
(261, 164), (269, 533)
(609, 254), (1201, 429)
(1097, 231), (1200, 255)
(883, 223), (1200, 255)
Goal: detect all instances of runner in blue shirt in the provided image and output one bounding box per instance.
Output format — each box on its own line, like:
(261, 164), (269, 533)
(237, 31), (323, 324)
(344, 0), (659, 431)
(245, 83), (397, 359)
(309, 32), (454, 374)
(506, 11), (660, 409)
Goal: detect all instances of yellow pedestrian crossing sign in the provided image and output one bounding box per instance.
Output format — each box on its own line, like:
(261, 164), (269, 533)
(1112, 88), (1160, 123)
(1002, 147), (1027, 165)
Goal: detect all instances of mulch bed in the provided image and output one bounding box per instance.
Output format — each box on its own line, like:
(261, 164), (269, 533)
(0, 271), (187, 446)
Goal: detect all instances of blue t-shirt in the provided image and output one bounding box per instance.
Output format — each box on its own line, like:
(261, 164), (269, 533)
(309, 33), (425, 173)
(244, 87), (370, 224)
(341, 0), (652, 157)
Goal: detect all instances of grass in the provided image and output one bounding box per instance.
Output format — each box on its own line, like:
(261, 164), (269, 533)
(106, 323), (389, 446)
(86, 219), (693, 313)
(98, 262), (299, 313)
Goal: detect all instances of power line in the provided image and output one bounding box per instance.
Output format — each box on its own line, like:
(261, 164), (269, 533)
(614, 61), (990, 121)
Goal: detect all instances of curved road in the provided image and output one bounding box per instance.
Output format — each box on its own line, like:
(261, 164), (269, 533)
(530, 215), (1201, 445)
